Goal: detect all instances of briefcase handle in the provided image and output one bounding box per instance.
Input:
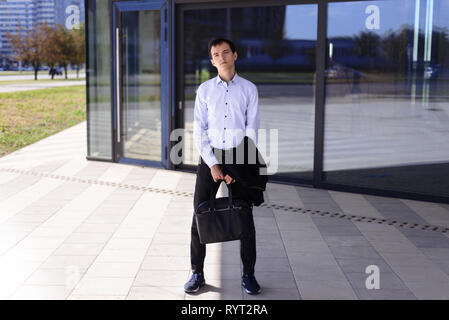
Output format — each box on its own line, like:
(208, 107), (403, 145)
(209, 180), (234, 211)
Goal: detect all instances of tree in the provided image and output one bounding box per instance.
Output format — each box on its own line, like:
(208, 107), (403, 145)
(40, 24), (63, 80)
(54, 24), (74, 79)
(70, 23), (85, 79)
(6, 24), (47, 80)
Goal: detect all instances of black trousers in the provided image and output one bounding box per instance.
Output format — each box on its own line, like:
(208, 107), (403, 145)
(190, 155), (257, 276)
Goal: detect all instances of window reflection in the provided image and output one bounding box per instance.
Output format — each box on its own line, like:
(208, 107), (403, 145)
(324, 0), (449, 196)
(183, 5), (317, 180)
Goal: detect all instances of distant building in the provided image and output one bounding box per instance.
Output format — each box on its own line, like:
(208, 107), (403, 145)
(0, 0), (85, 66)
(54, 0), (85, 30)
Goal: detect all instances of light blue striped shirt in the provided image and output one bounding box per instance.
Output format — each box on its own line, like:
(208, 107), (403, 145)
(193, 72), (260, 168)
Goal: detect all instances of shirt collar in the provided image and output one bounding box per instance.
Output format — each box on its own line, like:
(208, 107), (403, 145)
(216, 72), (239, 86)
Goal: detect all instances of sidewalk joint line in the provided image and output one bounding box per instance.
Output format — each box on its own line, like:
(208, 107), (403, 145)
(2, 167), (448, 235)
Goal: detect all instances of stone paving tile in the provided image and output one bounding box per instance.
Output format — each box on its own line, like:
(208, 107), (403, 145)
(0, 178), (64, 224)
(402, 199), (449, 228)
(354, 288), (417, 300)
(243, 288), (301, 300)
(150, 232), (190, 245)
(0, 171), (20, 186)
(280, 229), (325, 242)
(265, 184), (303, 208)
(71, 277), (134, 296)
(387, 265), (449, 283)
(10, 285), (72, 300)
(204, 249), (242, 265)
(315, 225), (364, 237)
(253, 206), (274, 218)
(344, 272), (409, 290)
(328, 246), (382, 260)
(254, 257), (292, 273)
(121, 166), (157, 187)
(53, 243), (105, 256)
(251, 271), (297, 290)
(419, 248), (449, 261)
(24, 268), (84, 288)
(146, 244), (190, 257)
(323, 235), (372, 247)
(335, 257), (395, 274)
(140, 256), (190, 271)
(364, 195), (428, 224)
(40, 255), (97, 270)
(85, 262), (141, 278)
(283, 239), (331, 253)
(328, 190), (384, 219)
(127, 286), (185, 300)
(69, 295), (126, 300)
(404, 281), (449, 300)
(74, 161), (111, 179)
(254, 216), (281, 233)
(134, 270), (190, 287)
(64, 232), (112, 244)
(297, 279), (357, 300)
(0, 175), (43, 202)
(202, 264), (242, 280)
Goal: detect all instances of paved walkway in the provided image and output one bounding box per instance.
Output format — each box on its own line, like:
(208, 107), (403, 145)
(1, 121), (449, 300)
(0, 72), (85, 81)
(0, 80), (85, 93)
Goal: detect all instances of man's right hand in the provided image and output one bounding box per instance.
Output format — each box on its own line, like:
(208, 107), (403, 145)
(210, 164), (225, 183)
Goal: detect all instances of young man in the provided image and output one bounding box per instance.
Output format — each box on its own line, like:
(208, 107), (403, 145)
(184, 38), (261, 295)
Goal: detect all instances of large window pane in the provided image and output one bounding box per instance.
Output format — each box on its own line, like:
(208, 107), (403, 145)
(324, 0), (449, 196)
(87, 0), (112, 159)
(183, 4), (317, 180)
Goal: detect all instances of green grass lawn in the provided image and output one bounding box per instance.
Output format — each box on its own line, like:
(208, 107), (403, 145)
(0, 85), (86, 157)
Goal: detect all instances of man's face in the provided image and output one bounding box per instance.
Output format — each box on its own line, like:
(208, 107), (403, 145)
(210, 42), (237, 73)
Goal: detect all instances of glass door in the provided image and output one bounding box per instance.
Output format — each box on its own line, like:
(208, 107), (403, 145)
(113, 0), (169, 167)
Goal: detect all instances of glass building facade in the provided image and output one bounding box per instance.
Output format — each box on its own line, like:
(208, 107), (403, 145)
(86, 0), (449, 204)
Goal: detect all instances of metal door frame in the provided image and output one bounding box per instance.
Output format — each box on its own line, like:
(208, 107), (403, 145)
(112, 0), (170, 168)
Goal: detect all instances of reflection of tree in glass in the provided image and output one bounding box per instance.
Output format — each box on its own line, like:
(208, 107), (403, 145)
(263, 7), (290, 63)
(264, 28), (290, 63)
(353, 31), (381, 59)
(185, 21), (208, 86)
(381, 27), (409, 72)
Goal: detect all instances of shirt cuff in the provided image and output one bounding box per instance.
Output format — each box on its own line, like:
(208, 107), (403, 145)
(203, 153), (219, 168)
(245, 128), (258, 145)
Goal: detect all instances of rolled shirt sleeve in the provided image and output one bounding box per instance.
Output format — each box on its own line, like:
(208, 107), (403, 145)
(193, 86), (219, 168)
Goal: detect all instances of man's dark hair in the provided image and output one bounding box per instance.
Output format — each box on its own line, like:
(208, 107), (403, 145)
(208, 38), (236, 58)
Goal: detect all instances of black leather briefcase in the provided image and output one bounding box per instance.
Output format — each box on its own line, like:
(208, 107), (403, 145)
(195, 182), (253, 244)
